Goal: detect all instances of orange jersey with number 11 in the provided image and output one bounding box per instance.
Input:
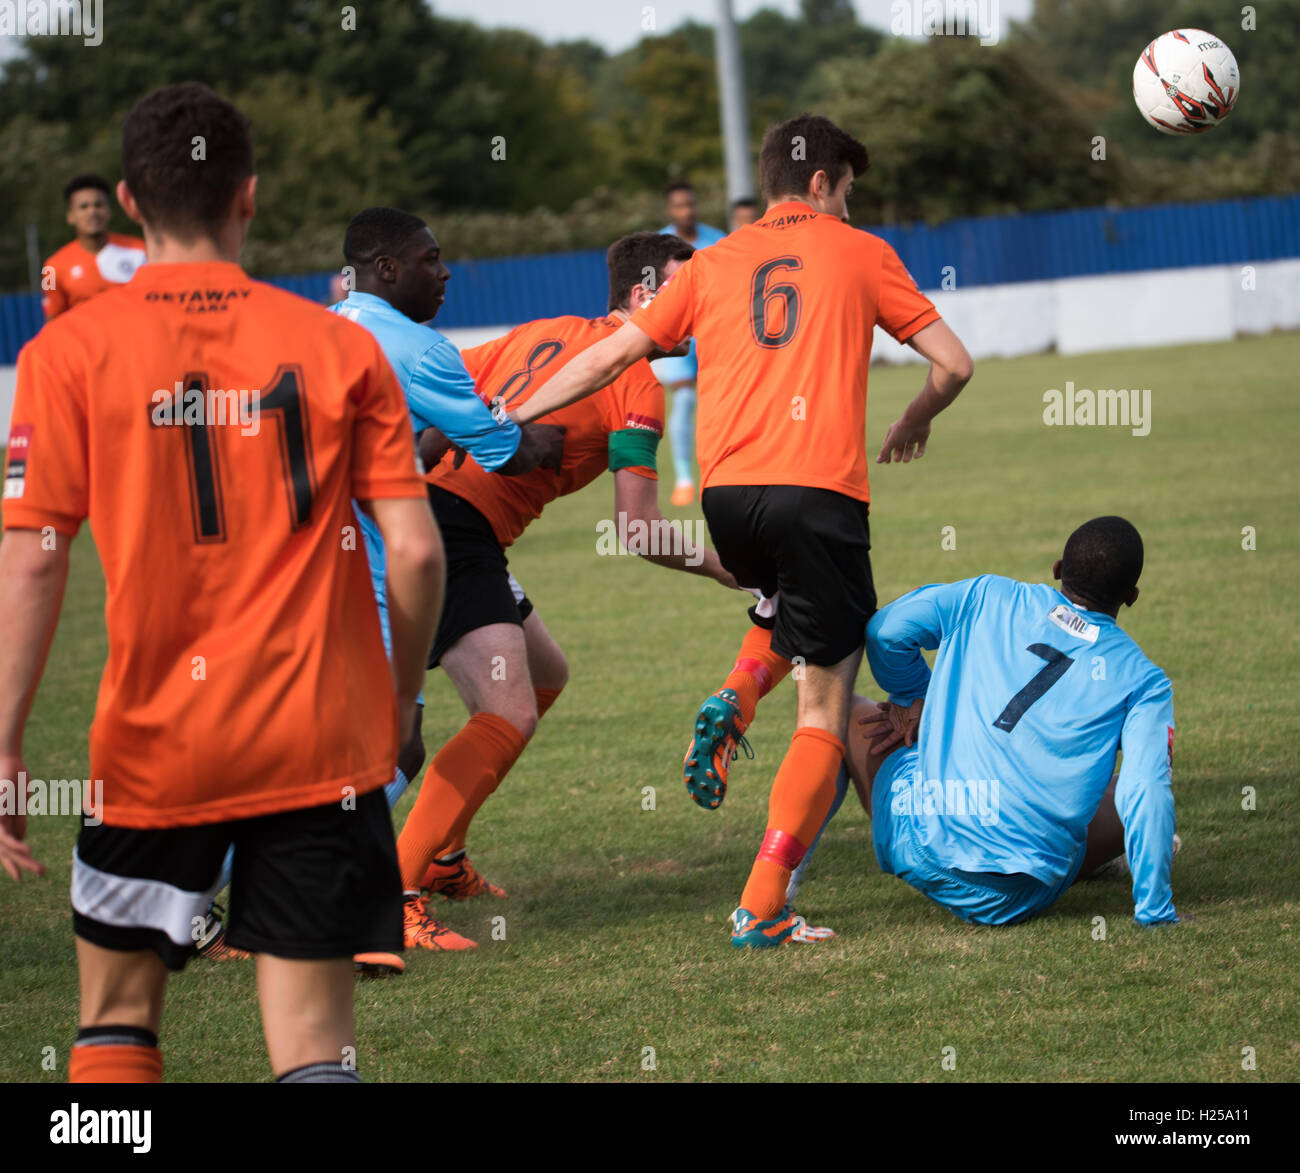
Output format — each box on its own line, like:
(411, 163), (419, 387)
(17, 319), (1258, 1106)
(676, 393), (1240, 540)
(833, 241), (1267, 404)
(3, 261), (427, 828)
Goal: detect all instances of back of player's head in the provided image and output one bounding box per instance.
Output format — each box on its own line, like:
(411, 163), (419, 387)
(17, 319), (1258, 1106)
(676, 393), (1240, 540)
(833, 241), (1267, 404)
(343, 207), (428, 268)
(759, 114), (869, 202)
(122, 83), (253, 241)
(1060, 516), (1144, 610)
(63, 173), (111, 203)
(606, 231), (694, 312)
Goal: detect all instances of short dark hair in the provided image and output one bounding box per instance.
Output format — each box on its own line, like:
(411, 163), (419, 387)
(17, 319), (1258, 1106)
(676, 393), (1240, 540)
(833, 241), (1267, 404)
(343, 207), (428, 267)
(63, 173), (111, 203)
(663, 180), (694, 199)
(121, 83), (254, 241)
(1060, 516), (1145, 610)
(731, 196), (758, 211)
(606, 232), (694, 312)
(758, 113), (869, 202)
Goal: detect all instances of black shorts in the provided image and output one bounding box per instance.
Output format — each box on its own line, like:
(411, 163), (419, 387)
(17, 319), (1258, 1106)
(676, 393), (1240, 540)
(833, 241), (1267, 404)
(427, 485), (534, 668)
(71, 789), (402, 971)
(701, 484), (876, 666)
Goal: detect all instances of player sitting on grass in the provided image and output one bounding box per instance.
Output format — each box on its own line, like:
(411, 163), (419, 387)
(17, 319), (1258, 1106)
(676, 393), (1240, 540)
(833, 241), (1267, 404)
(394, 231), (743, 951)
(506, 114), (974, 949)
(0, 83), (444, 1082)
(793, 517), (1180, 929)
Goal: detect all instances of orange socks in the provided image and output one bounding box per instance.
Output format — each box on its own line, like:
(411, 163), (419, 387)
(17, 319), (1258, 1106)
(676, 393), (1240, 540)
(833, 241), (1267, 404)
(534, 687), (563, 721)
(723, 626), (792, 724)
(739, 726), (845, 919)
(69, 1028), (163, 1082)
(433, 687), (565, 862)
(398, 712), (528, 889)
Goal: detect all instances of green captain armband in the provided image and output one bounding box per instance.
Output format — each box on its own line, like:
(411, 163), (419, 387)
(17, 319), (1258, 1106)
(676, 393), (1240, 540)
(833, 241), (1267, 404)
(607, 428), (660, 474)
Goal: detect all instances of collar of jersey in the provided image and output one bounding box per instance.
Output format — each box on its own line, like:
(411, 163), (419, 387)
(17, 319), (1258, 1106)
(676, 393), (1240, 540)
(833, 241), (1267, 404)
(128, 260), (246, 284)
(759, 200), (827, 223)
(1053, 588), (1116, 625)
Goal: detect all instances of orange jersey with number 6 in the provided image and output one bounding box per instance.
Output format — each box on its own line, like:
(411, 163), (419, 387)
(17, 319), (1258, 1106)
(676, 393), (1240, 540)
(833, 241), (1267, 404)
(3, 261), (427, 828)
(631, 202), (941, 504)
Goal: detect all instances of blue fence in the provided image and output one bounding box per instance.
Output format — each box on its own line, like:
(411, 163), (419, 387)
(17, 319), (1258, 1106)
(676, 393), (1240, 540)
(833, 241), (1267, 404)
(3, 194), (1297, 363)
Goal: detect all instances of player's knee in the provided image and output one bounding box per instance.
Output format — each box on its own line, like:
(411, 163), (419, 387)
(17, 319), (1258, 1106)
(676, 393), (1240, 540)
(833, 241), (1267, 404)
(540, 652), (569, 694)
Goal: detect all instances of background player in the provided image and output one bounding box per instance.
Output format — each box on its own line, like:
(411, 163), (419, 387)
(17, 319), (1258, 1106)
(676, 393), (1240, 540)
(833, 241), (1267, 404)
(394, 231), (742, 950)
(730, 197), (760, 229)
(0, 83), (444, 1082)
(807, 517), (1180, 928)
(507, 113), (974, 948)
(40, 173), (147, 320)
(655, 179), (726, 506)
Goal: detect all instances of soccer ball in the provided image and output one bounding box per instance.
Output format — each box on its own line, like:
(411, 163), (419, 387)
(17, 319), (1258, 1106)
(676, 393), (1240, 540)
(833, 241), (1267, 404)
(1132, 29), (1240, 135)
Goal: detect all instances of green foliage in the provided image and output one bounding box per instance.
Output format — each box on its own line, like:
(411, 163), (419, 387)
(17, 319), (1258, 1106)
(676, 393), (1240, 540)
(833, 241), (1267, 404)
(804, 38), (1125, 223)
(0, 0), (1294, 290)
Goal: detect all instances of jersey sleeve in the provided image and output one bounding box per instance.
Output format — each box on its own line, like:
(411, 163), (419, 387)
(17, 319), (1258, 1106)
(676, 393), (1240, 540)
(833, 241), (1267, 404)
(876, 243), (942, 343)
(350, 344), (429, 502)
(631, 259), (697, 352)
(865, 579), (981, 705)
(606, 362), (665, 479)
(411, 337), (521, 473)
(1114, 671), (1178, 926)
(41, 258), (69, 321)
(2, 338), (88, 536)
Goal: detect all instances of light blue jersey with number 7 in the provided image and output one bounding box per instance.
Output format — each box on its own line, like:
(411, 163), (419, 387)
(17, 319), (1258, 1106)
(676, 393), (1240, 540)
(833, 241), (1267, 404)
(865, 575), (1177, 925)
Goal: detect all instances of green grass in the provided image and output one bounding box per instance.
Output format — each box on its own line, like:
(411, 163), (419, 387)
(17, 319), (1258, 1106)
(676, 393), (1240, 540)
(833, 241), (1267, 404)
(3, 333), (1298, 1082)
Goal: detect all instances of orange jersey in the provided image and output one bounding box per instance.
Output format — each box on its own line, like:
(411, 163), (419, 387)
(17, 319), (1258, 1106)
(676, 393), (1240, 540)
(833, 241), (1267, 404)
(632, 202), (941, 504)
(427, 315), (664, 545)
(3, 261), (427, 829)
(41, 234), (147, 319)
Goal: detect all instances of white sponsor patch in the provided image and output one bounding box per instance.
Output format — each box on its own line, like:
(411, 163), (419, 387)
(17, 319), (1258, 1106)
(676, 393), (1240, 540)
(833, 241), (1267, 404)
(1048, 603), (1099, 643)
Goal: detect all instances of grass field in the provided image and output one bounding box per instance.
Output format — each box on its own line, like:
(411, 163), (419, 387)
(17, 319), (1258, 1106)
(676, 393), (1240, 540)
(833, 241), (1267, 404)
(2, 333), (1298, 1083)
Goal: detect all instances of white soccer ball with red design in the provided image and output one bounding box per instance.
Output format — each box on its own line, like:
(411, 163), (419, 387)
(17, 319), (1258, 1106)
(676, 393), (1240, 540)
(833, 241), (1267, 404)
(1133, 29), (1240, 135)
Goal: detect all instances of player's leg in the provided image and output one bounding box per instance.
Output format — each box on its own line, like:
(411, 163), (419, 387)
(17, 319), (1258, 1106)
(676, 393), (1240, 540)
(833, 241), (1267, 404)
(425, 597), (568, 895)
(727, 485), (875, 947)
(230, 789), (401, 1078)
(668, 382), (697, 505)
(395, 621), (531, 945)
(733, 651), (860, 936)
(256, 956), (356, 1080)
(1076, 776), (1125, 879)
(70, 820), (231, 1081)
(71, 942), (169, 1082)
(685, 490), (790, 809)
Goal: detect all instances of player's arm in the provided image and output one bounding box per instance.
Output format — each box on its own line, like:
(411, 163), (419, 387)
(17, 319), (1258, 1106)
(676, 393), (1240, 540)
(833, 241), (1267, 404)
(409, 341), (527, 474)
(356, 497), (444, 722)
(510, 322), (657, 426)
(40, 262), (68, 322)
(0, 528), (68, 881)
(877, 320), (974, 464)
(1113, 674), (1178, 926)
(862, 579), (980, 752)
(611, 468), (736, 586)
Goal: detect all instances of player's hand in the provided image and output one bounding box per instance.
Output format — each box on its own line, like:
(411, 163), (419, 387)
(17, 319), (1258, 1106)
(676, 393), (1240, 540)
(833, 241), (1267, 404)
(0, 756), (45, 883)
(529, 423), (566, 472)
(858, 698), (924, 756)
(876, 416), (931, 464)
(417, 426), (459, 471)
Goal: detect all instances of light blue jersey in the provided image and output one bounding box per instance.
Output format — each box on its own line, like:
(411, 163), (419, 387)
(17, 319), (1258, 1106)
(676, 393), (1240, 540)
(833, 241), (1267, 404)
(330, 292), (520, 626)
(866, 576), (1177, 925)
(652, 222), (726, 385)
